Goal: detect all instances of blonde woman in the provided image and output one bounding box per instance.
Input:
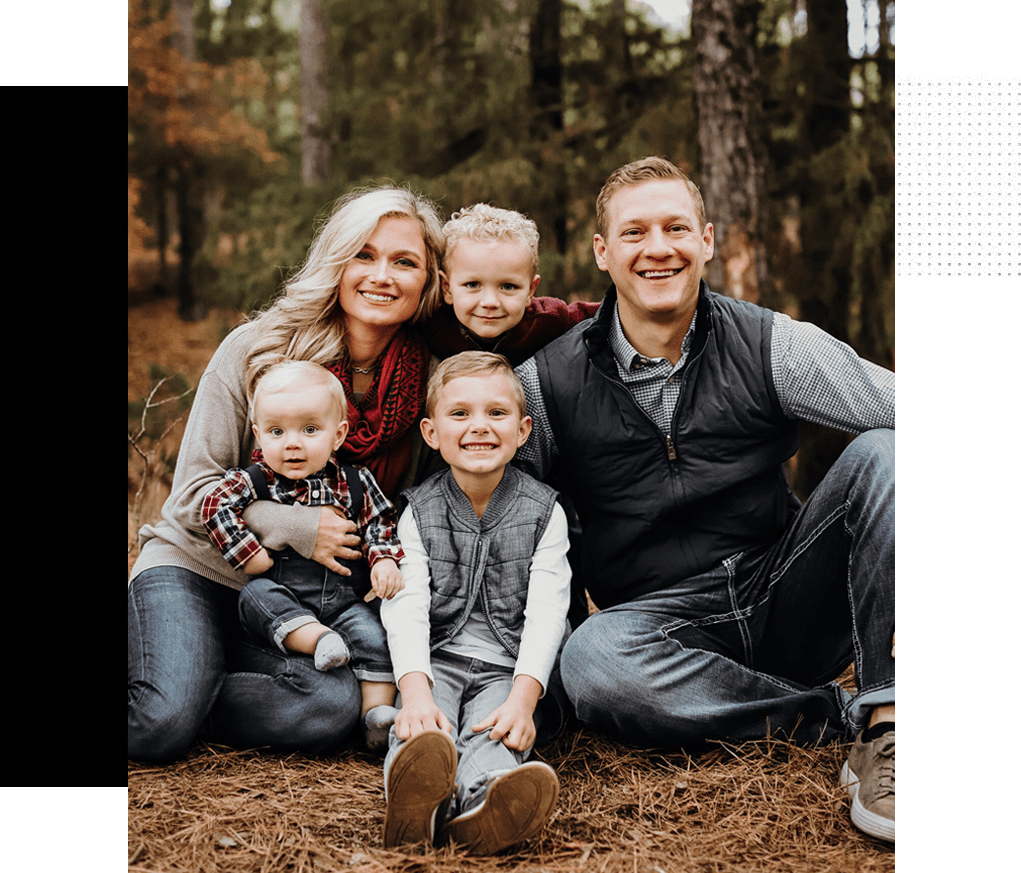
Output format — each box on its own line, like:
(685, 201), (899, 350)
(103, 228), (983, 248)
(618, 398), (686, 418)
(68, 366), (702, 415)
(129, 187), (446, 762)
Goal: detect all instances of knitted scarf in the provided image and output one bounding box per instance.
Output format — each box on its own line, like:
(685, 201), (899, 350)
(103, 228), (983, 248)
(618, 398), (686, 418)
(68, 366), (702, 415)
(328, 328), (428, 497)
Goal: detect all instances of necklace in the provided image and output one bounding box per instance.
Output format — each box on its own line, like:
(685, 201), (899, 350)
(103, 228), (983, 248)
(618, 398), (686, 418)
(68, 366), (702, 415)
(350, 357), (379, 374)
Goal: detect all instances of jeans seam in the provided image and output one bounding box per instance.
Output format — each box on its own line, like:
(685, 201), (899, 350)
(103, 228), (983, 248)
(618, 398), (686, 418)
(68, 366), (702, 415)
(768, 500), (849, 585)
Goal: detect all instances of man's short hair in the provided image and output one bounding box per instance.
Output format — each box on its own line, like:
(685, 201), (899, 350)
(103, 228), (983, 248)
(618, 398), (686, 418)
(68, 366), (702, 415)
(425, 351), (527, 418)
(596, 156), (707, 237)
(443, 203), (540, 276)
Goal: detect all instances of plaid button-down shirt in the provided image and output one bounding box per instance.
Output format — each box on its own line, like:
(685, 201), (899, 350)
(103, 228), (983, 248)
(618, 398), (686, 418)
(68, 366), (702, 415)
(202, 451), (404, 572)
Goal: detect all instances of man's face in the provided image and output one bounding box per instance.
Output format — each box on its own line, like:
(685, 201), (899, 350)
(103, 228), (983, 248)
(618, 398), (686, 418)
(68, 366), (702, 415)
(593, 178), (714, 327)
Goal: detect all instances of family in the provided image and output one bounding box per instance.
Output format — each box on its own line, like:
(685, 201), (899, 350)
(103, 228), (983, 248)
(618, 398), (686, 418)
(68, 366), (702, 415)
(128, 156), (895, 852)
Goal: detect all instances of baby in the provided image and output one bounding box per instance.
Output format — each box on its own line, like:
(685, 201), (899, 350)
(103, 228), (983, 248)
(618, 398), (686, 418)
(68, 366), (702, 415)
(201, 360), (404, 749)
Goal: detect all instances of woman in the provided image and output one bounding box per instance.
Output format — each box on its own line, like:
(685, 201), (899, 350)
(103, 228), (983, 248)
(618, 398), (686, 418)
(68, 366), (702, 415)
(128, 186), (446, 762)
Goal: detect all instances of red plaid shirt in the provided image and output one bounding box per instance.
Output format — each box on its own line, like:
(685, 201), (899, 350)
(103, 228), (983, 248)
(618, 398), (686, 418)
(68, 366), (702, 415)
(201, 450), (404, 572)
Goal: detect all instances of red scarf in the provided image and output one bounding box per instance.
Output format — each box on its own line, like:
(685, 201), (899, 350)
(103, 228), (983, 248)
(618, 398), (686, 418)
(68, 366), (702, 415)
(328, 329), (429, 497)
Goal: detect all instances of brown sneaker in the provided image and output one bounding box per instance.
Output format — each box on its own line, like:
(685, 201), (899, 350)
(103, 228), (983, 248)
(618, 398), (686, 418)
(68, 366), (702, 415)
(383, 731), (458, 848)
(840, 729), (895, 842)
(438, 761), (559, 855)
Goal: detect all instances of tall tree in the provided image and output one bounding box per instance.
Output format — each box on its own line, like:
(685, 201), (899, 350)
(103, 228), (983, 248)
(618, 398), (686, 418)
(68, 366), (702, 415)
(300, 0), (331, 185)
(784, 0), (857, 497)
(691, 0), (767, 304)
(529, 0), (567, 253)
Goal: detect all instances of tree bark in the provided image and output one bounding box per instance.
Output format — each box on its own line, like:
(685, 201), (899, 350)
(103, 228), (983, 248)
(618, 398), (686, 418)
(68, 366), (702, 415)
(300, 0), (331, 185)
(691, 0), (767, 304)
(529, 0), (566, 253)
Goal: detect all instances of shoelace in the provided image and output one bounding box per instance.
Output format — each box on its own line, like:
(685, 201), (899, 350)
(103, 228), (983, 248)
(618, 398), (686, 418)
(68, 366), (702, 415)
(872, 734), (895, 800)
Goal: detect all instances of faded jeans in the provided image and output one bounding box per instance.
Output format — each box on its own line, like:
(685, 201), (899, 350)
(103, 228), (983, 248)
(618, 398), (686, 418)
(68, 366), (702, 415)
(128, 565), (361, 762)
(560, 428), (895, 749)
(383, 652), (532, 816)
(238, 548), (393, 683)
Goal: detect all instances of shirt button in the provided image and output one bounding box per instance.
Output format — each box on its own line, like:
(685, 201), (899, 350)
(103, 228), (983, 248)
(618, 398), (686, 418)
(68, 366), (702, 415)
(311, 490), (320, 498)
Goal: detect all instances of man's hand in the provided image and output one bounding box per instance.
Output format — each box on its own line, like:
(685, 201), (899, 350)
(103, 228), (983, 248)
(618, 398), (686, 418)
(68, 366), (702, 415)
(369, 558), (404, 600)
(472, 675), (542, 752)
(394, 671), (452, 740)
(312, 506), (361, 575)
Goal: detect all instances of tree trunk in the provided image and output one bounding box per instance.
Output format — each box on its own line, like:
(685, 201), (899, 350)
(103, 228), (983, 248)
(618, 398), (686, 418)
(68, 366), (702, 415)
(691, 0), (767, 304)
(529, 0), (566, 253)
(788, 0), (856, 499)
(300, 0), (331, 185)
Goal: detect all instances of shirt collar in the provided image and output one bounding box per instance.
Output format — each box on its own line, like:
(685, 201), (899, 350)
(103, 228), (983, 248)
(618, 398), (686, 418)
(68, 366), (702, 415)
(608, 301), (698, 373)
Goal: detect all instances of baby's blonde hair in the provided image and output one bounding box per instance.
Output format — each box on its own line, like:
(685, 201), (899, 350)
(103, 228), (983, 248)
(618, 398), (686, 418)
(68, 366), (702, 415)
(425, 351), (527, 418)
(443, 203), (540, 276)
(250, 360), (348, 424)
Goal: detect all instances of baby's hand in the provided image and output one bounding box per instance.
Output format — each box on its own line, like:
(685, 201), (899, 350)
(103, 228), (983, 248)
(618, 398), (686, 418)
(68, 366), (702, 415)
(370, 558), (404, 600)
(242, 547), (274, 576)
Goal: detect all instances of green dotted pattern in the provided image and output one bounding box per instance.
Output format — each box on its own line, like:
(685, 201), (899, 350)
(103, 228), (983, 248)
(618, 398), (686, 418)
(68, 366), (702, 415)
(898, 78), (1016, 277)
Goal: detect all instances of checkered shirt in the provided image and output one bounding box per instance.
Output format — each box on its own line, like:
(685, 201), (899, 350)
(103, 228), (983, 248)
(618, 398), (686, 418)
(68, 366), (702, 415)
(515, 300), (895, 480)
(201, 452), (404, 571)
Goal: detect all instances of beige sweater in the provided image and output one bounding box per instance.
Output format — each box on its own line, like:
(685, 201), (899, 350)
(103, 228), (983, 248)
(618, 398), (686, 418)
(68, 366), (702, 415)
(130, 322), (435, 591)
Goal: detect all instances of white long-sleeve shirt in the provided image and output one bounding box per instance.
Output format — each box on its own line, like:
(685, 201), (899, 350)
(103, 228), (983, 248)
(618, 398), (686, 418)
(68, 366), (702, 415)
(380, 503), (571, 696)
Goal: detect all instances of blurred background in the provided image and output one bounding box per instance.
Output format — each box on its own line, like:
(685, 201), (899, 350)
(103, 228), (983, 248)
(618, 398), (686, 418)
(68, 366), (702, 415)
(128, 0), (894, 499)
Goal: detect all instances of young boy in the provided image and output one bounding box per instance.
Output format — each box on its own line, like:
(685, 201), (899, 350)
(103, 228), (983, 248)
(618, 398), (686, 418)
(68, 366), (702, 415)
(379, 352), (571, 854)
(426, 203), (600, 366)
(201, 360), (404, 751)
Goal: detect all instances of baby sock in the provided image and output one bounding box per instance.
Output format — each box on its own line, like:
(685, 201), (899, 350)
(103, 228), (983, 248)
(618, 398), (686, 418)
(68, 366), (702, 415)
(313, 630), (350, 671)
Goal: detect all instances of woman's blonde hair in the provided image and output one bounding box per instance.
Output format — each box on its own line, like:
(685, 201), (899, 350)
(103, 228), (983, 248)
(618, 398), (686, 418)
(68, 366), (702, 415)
(244, 186), (446, 398)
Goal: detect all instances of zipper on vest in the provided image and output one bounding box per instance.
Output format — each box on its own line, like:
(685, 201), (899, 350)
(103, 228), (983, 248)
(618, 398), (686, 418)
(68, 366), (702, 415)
(665, 435), (677, 461)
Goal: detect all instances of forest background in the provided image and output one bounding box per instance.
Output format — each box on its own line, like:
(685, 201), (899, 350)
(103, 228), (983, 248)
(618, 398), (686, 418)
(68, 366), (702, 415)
(128, 0), (895, 504)
(117, 1), (1012, 873)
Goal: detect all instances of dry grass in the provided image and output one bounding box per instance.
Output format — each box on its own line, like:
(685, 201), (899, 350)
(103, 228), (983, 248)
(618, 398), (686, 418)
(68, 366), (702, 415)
(128, 725), (894, 872)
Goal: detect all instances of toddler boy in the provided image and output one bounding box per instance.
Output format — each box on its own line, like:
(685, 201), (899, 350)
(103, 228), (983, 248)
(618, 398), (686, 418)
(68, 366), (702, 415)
(427, 203), (600, 365)
(379, 351), (571, 854)
(201, 360), (404, 750)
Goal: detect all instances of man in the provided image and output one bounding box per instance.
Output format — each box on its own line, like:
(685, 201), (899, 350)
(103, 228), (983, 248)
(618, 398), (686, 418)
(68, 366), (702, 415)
(514, 157), (895, 842)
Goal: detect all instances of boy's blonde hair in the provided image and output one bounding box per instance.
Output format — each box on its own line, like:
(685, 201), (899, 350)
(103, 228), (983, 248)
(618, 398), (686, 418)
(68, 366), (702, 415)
(425, 351), (527, 418)
(443, 203), (540, 276)
(250, 360), (348, 423)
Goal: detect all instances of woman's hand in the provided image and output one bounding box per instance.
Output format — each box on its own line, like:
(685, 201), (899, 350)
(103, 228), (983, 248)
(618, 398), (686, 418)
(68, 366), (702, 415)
(312, 506), (362, 575)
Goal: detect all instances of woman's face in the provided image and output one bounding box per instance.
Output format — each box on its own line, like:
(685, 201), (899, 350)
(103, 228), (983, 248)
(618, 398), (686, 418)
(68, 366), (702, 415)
(337, 215), (430, 333)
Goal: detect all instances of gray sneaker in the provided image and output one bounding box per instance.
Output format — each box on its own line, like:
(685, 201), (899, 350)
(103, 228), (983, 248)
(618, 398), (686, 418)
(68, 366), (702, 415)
(438, 761), (559, 855)
(840, 730), (895, 842)
(383, 731), (458, 848)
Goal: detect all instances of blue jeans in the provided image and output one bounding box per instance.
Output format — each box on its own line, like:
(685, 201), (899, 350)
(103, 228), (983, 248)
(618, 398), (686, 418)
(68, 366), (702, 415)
(127, 565), (361, 762)
(560, 429), (895, 748)
(384, 652), (532, 815)
(237, 549), (394, 683)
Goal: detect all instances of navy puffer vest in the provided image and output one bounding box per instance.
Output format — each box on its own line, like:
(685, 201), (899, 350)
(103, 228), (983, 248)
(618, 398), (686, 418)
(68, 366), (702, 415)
(534, 283), (800, 609)
(404, 466), (559, 657)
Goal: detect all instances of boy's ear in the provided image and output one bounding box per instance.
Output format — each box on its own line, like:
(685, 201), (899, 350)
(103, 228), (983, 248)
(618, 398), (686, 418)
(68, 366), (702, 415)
(251, 422), (262, 446)
(420, 416), (440, 450)
(440, 270), (454, 305)
(333, 420), (349, 452)
(528, 275), (540, 299)
(517, 414), (533, 447)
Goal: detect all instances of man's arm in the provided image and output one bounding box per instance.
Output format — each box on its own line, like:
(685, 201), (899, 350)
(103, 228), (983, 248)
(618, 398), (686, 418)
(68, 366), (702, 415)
(513, 357), (558, 480)
(771, 312), (895, 433)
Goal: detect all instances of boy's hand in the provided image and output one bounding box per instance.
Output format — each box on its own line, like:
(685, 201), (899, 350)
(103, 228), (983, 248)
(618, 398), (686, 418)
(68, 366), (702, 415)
(369, 558), (404, 601)
(472, 675), (542, 752)
(242, 547), (274, 575)
(394, 671), (451, 740)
